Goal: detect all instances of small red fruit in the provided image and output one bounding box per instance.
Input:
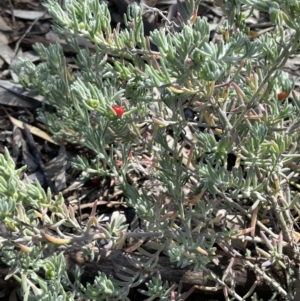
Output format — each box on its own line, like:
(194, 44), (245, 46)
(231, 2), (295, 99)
(112, 105), (125, 116)
(277, 91), (288, 101)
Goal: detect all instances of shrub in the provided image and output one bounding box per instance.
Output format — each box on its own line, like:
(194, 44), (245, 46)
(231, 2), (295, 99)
(2, 0), (300, 300)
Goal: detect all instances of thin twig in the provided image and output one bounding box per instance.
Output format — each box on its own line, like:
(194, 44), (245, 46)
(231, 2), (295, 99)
(141, 4), (180, 29)
(215, 187), (280, 239)
(201, 266), (244, 301)
(8, 0), (15, 25)
(13, 11), (48, 61)
(245, 261), (290, 300)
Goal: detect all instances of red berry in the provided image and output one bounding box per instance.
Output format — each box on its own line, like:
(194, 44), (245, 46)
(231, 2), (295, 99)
(112, 105), (125, 116)
(277, 91), (288, 101)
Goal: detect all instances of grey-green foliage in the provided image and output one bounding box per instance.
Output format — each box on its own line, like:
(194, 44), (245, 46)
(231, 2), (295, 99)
(9, 0), (300, 300)
(0, 148), (191, 301)
(0, 149), (134, 301)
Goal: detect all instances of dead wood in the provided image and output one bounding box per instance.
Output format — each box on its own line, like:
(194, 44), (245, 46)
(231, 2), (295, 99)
(63, 247), (284, 297)
(0, 246), (287, 298)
